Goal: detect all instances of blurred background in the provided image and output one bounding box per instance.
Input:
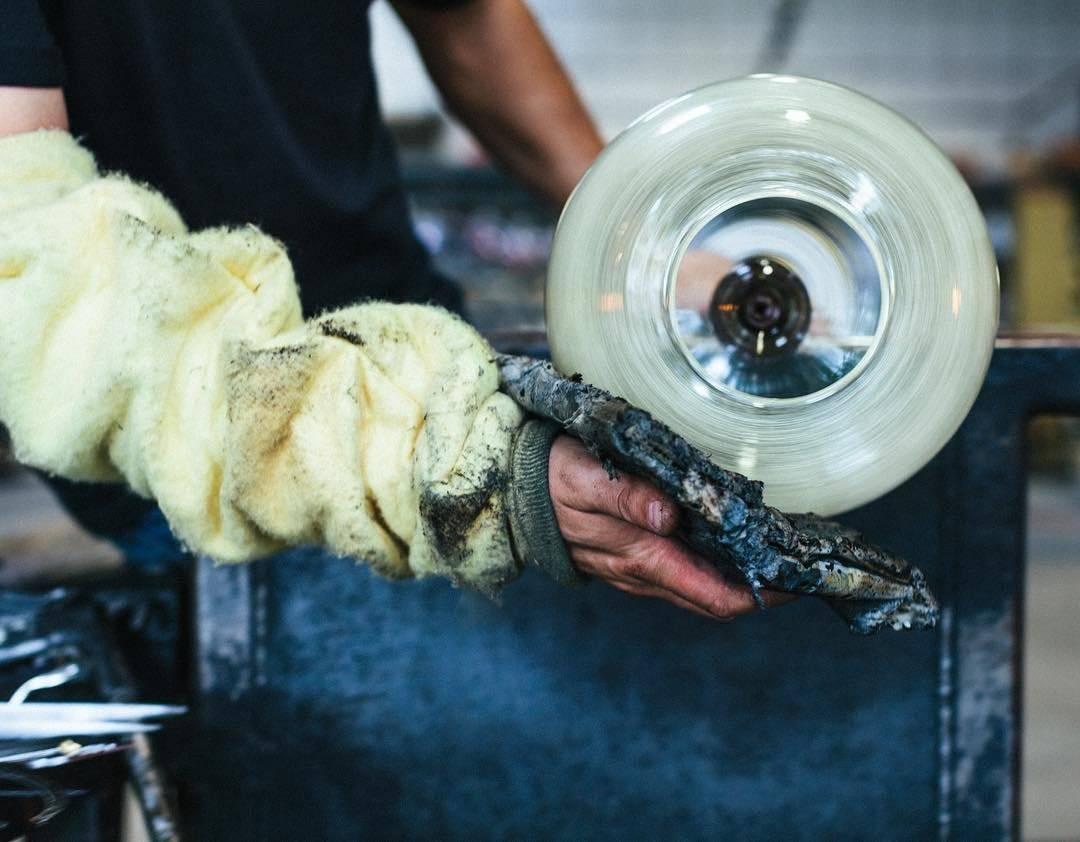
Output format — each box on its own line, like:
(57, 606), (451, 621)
(371, 0), (1080, 337)
(2, 1), (1078, 838)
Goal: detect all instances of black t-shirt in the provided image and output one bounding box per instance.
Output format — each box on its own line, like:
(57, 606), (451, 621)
(2, 0), (465, 315)
(2, 0), (467, 537)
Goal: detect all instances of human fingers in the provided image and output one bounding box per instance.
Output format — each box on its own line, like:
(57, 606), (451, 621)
(605, 577), (728, 620)
(572, 537), (773, 620)
(549, 435), (678, 535)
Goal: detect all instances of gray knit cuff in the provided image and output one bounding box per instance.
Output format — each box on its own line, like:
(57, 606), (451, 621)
(507, 420), (587, 586)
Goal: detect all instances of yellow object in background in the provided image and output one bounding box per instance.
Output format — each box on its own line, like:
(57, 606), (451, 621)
(1013, 182), (1080, 478)
(1014, 184), (1080, 332)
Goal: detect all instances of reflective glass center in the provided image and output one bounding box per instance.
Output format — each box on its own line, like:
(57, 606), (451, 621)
(672, 198), (883, 399)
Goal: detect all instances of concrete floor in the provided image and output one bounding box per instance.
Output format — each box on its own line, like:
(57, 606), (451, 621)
(0, 465), (1077, 837)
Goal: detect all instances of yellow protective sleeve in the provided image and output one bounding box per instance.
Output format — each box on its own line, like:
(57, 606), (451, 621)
(0, 130), (524, 592)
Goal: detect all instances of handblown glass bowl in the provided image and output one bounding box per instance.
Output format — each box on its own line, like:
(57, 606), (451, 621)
(546, 75), (998, 515)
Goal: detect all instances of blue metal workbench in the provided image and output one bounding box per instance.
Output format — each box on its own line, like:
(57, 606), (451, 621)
(186, 337), (1080, 841)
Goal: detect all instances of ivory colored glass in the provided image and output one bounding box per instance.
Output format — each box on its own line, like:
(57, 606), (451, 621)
(546, 75), (998, 515)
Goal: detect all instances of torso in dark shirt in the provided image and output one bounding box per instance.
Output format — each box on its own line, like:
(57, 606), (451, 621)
(5, 0), (462, 315)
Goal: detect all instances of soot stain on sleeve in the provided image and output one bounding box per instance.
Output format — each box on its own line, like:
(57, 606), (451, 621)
(367, 492), (408, 560)
(318, 320), (366, 347)
(419, 465), (506, 570)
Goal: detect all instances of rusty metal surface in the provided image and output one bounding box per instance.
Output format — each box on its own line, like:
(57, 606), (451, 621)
(938, 339), (1080, 837)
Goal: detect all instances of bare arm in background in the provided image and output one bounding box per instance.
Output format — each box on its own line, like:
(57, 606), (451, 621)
(381, 9), (788, 616)
(392, 0), (603, 208)
(0, 86), (68, 134)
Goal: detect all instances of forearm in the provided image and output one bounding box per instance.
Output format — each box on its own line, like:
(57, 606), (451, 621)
(394, 0), (603, 207)
(0, 87), (68, 137)
(0, 130), (526, 590)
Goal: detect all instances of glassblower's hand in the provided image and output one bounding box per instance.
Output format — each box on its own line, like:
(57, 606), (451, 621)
(548, 435), (793, 619)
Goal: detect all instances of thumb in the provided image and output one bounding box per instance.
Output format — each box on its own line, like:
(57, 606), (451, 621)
(601, 474), (680, 536)
(552, 437), (679, 535)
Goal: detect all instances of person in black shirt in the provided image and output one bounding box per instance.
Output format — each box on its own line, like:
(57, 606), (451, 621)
(0, 0), (598, 576)
(0, 0), (781, 621)
(4, 0), (603, 313)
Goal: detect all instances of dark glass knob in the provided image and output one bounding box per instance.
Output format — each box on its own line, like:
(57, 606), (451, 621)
(708, 255), (811, 357)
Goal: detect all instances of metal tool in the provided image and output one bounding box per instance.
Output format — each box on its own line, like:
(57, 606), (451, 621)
(0, 702), (185, 740)
(0, 586), (185, 839)
(0, 739), (128, 768)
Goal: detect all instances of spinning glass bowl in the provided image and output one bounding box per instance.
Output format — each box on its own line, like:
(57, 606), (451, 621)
(546, 75), (998, 515)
